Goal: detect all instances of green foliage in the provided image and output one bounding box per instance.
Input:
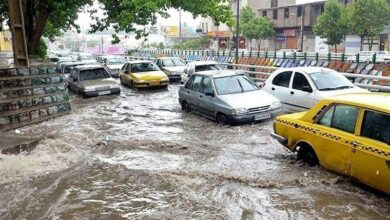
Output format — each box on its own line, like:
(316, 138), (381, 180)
(348, 0), (390, 50)
(158, 42), (165, 50)
(239, 6), (275, 49)
(313, 0), (349, 49)
(174, 35), (211, 49)
(87, 39), (99, 47)
(36, 39), (48, 59)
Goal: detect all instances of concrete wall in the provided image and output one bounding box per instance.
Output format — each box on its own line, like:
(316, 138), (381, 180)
(0, 31), (13, 52)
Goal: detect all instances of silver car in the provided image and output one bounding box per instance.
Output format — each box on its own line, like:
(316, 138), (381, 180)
(181, 61), (225, 84)
(154, 57), (187, 82)
(178, 70), (282, 125)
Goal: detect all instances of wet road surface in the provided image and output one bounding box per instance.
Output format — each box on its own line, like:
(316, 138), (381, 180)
(0, 84), (389, 219)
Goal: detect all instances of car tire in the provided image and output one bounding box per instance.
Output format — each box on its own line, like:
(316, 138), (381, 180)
(297, 145), (319, 167)
(130, 81), (135, 89)
(216, 113), (228, 126)
(181, 101), (190, 112)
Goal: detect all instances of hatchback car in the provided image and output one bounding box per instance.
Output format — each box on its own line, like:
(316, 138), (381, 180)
(178, 70), (282, 125)
(263, 67), (367, 112)
(181, 61), (224, 84)
(119, 60), (169, 89)
(154, 57), (187, 81)
(272, 93), (390, 194)
(68, 65), (120, 98)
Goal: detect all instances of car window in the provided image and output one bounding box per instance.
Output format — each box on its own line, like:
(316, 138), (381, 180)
(79, 68), (111, 81)
(188, 65), (194, 75)
(272, 71), (292, 88)
(185, 75), (195, 90)
(195, 64), (223, 72)
(192, 76), (203, 92)
(292, 72), (311, 91)
(126, 64), (131, 72)
(318, 105), (359, 134)
(214, 74), (258, 95)
(131, 62), (159, 73)
(122, 63), (128, 71)
(162, 58), (186, 67)
(361, 110), (390, 145)
(310, 71), (353, 91)
(200, 77), (214, 94)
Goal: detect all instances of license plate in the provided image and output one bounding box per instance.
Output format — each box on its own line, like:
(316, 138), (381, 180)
(254, 113), (271, 121)
(150, 82), (160, 86)
(98, 91), (111, 96)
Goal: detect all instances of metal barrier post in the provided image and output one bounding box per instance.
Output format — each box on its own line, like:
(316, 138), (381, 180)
(241, 51), (244, 57)
(304, 52), (307, 61)
(223, 51), (225, 56)
(273, 51), (276, 59)
(293, 52), (296, 60)
(327, 53), (331, 61)
(372, 53), (376, 64)
(283, 51), (286, 59)
(217, 50), (220, 57)
(356, 53), (360, 63)
(259, 50), (261, 58)
(341, 53), (345, 62)
(249, 49), (252, 58)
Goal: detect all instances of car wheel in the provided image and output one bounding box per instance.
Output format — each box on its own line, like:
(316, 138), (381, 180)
(181, 101), (190, 112)
(120, 76), (124, 85)
(130, 81), (135, 89)
(216, 113), (228, 126)
(297, 145), (319, 167)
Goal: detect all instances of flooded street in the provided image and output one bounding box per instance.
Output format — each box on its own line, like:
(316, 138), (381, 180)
(0, 84), (389, 219)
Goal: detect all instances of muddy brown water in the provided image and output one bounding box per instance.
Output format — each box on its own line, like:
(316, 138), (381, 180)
(0, 84), (389, 219)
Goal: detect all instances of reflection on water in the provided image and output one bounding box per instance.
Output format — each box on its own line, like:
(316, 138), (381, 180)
(0, 84), (389, 219)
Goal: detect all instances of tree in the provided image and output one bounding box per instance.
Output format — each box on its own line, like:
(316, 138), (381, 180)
(239, 6), (275, 50)
(175, 35), (211, 49)
(0, 0), (233, 55)
(313, 0), (349, 52)
(348, 0), (390, 51)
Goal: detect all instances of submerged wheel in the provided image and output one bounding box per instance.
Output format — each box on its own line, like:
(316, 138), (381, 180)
(181, 101), (190, 112)
(297, 144), (319, 167)
(120, 76), (124, 85)
(216, 113), (228, 126)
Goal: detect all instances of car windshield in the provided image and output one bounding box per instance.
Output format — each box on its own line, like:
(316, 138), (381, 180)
(162, 58), (186, 67)
(310, 71), (354, 91)
(79, 68), (111, 81)
(106, 57), (126, 64)
(63, 65), (77, 74)
(131, 62), (159, 73)
(79, 54), (94, 60)
(195, 64), (224, 72)
(214, 74), (258, 95)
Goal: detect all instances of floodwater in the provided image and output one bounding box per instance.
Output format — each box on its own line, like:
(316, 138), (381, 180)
(0, 84), (389, 219)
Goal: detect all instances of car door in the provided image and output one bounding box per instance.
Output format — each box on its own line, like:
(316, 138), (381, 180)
(350, 109), (390, 193)
(184, 75), (203, 113)
(311, 104), (360, 175)
(289, 71), (316, 111)
(198, 76), (216, 119)
(68, 70), (80, 93)
(267, 71), (293, 109)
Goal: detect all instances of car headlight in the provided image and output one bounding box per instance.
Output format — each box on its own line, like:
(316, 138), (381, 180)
(110, 84), (120, 89)
(84, 87), (96, 92)
(135, 79), (145, 83)
(161, 76), (169, 81)
(232, 108), (249, 115)
(271, 101), (282, 109)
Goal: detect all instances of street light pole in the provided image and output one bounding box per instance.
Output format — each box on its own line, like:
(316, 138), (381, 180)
(235, 0), (240, 64)
(179, 9), (182, 50)
(300, 5), (305, 51)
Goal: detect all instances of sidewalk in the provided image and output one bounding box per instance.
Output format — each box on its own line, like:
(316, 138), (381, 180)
(0, 133), (42, 154)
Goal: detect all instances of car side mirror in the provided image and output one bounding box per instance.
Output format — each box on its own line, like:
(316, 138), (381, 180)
(302, 85), (312, 93)
(205, 91), (215, 97)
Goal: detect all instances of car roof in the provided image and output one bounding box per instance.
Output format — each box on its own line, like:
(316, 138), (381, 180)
(74, 64), (104, 70)
(126, 60), (152, 64)
(61, 61), (84, 66)
(187, 61), (219, 66)
(156, 57), (183, 60)
(325, 93), (390, 113)
(193, 70), (242, 78)
(276, 67), (335, 74)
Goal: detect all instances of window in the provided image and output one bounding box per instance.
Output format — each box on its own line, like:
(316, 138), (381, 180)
(185, 75), (195, 90)
(292, 72), (312, 92)
(79, 68), (111, 81)
(200, 77), (214, 94)
(284, 8), (289, 18)
(309, 71), (353, 91)
(195, 64), (223, 72)
(214, 75), (258, 95)
(162, 58), (186, 67)
(318, 105), (359, 134)
(121, 63), (128, 71)
(271, 0), (278, 8)
(297, 6), (303, 17)
(131, 62), (159, 73)
(262, 11), (267, 17)
(273, 9), (278, 20)
(192, 75), (203, 92)
(272, 71), (292, 88)
(361, 111), (390, 144)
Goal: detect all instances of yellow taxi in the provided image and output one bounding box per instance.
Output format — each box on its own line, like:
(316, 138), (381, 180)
(272, 93), (390, 194)
(119, 60), (169, 89)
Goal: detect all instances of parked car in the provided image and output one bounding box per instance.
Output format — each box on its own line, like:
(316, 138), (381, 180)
(119, 60), (169, 89)
(68, 65), (120, 98)
(77, 53), (97, 64)
(271, 93), (390, 194)
(263, 67), (367, 112)
(98, 55), (126, 78)
(181, 61), (225, 84)
(58, 61), (85, 79)
(154, 57), (187, 81)
(178, 70), (282, 125)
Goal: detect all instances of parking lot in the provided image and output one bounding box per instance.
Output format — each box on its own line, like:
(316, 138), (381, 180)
(0, 83), (389, 219)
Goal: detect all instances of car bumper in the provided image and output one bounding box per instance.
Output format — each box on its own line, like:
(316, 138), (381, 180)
(167, 74), (182, 82)
(228, 108), (282, 124)
(133, 81), (169, 88)
(271, 133), (288, 146)
(83, 88), (121, 98)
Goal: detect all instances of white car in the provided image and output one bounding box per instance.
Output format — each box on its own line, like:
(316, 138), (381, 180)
(262, 67), (368, 112)
(181, 61), (225, 84)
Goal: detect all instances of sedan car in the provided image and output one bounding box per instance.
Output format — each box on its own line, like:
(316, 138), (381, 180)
(271, 93), (390, 194)
(263, 67), (367, 112)
(68, 65), (120, 98)
(154, 57), (187, 82)
(98, 55), (126, 78)
(178, 70), (282, 125)
(181, 61), (225, 84)
(119, 60), (169, 89)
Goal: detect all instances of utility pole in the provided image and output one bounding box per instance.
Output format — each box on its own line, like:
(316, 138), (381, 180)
(235, 0), (240, 64)
(7, 0), (29, 67)
(300, 5), (305, 51)
(179, 9), (182, 49)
